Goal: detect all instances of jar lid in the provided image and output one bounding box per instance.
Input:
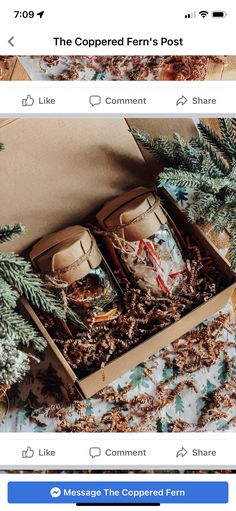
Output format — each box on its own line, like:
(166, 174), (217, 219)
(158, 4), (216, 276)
(97, 187), (167, 241)
(30, 225), (102, 284)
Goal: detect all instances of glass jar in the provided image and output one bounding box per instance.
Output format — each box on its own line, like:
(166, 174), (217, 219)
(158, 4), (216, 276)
(97, 187), (186, 297)
(30, 225), (120, 327)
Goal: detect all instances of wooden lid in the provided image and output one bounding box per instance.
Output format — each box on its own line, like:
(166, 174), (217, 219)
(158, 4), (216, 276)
(30, 225), (102, 284)
(97, 187), (167, 241)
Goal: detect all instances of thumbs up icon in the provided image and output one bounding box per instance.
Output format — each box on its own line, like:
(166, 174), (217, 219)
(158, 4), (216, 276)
(22, 446), (35, 458)
(22, 95), (34, 107)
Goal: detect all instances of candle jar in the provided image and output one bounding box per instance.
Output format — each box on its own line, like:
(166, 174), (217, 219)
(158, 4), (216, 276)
(30, 225), (121, 328)
(97, 187), (186, 297)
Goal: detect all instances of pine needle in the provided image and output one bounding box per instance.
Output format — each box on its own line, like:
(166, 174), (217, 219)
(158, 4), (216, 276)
(0, 224), (25, 244)
(131, 118), (236, 270)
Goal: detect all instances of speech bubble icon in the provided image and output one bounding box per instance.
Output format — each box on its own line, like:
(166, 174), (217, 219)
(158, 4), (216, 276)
(89, 447), (101, 458)
(89, 95), (101, 107)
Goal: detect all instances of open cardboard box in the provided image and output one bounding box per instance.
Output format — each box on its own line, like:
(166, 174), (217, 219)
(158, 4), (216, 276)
(1, 117), (236, 398)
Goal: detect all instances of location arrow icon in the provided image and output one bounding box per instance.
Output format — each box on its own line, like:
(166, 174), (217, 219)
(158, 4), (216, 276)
(37, 11), (44, 18)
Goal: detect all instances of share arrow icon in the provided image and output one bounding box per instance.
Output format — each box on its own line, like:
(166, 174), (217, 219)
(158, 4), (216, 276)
(176, 95), (188, 106)
(37, 11), (44, 18)
(176, 447), (188, 458)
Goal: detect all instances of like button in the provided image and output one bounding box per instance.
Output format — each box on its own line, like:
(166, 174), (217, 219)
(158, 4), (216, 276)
(22, 446), (34, 458)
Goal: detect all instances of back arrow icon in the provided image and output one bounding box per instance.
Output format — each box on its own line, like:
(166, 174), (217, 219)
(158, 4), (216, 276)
(8, 36), (15, 47)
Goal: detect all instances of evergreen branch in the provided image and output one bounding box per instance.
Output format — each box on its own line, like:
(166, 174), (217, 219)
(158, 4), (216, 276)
(202, 176), (231, 194)
(224, 192), (235, 204)
(173, 133), (199, 172)
(228, 208), (236, 226)
(199, 154), (224, 178)
(231, 118), (236, 136)
(130, 127), (177, 165)
(195, 138), (228, 174)
(134, 119), (236, 271)
(0, 276), (19, 308)
(130, 127), (160, 157)
(219, 118), (236, 157)
(0, 337), (30, 386)
(198, 120), (233, 161)
(228, 225), (236, 271)
(0, 252), (65, 319)
(155, 137), (178, 166)
(186, 194), (220, 223)
(67, 307), (88, 331)
(0, 224), (25, 244)
(159, 169), (214, 191)
(228, 161), (236, 178)
(0, 212), (61, 382)
(91, 285), (117, 310)
(0, 306), (46, 351)
(213, 207), (230, 233)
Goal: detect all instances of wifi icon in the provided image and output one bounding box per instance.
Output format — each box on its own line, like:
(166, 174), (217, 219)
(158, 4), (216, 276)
(199, 10), (209, 17)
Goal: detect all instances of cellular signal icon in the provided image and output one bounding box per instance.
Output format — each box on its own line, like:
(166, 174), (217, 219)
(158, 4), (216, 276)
(185, 11), (196, 18)
(199, 10), (209, 18)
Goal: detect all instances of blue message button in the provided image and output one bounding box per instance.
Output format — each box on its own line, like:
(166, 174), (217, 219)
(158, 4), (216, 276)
(8, 481), (228, 504)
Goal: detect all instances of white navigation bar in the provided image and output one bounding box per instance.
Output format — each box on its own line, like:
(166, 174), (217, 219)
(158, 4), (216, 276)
(0, 0), (235, 55)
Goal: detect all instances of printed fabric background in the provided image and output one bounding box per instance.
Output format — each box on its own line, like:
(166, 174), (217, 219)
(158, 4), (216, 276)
(1, 56), (236, 81)
(18, 56), (229, 81)
(0, 185), (235, 433)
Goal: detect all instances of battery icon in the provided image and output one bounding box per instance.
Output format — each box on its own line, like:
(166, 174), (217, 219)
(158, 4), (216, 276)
(212, 11), (227, 17)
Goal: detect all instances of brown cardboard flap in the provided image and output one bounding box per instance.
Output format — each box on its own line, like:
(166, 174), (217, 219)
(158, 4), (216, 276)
(0, 119), (17, 128)
(0, 118), (149, 254)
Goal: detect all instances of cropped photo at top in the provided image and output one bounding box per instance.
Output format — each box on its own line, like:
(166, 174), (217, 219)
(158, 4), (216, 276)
(0, 117), (236, 433)
(1, 55), (236, 80)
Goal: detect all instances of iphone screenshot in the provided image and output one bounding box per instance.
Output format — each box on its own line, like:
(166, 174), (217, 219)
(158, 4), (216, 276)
(0, 0), (236, 509)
